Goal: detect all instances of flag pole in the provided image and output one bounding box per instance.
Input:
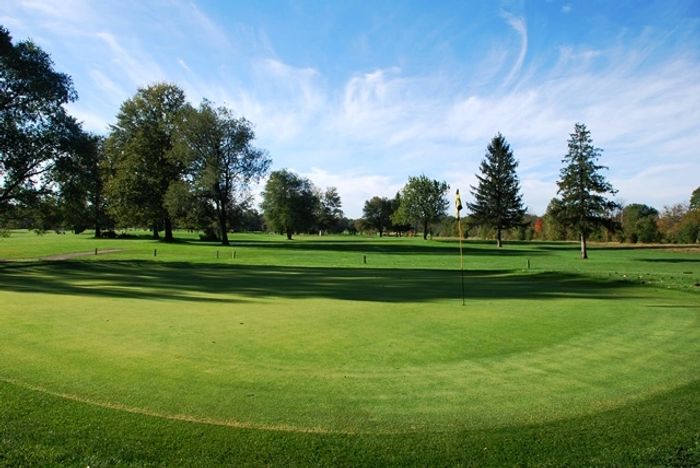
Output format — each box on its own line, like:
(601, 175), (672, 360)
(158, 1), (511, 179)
(455, 189), (465, 306)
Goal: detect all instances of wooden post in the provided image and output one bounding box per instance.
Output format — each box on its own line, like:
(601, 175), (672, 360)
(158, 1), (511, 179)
(154, 249), (157, 257)
(94, 248), (98, 256)
(363, 255), (367, 264)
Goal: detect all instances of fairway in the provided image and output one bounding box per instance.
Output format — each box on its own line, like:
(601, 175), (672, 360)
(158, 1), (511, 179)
(1, 231), (699, 465)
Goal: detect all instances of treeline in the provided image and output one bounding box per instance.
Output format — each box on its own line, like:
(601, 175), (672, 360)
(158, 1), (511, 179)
(355, 126), (700, 257)
(1, 26), (698, 251)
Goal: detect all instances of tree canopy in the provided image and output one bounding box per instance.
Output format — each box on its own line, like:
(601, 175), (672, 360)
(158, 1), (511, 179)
(393, 175), (449, 240)
(0, 25), (80, 218)
(261, 169), (319, 240)
(104, 83), (190, 242)
(621, 203), (659, 243)
(467, 133), (526, 247)
(362, 196), (394, 237)
(183, 100), (270, 245)
(551, 123), (618, 258)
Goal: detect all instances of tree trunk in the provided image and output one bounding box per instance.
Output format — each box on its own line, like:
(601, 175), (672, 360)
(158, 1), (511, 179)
(286, 228), (293, 240)
(423, 220), (429, 240)
(152, 224), (159, 239)
(379, 229), (383, 238)
(164, 217), (173, 242)
(496, 228), (502, 248)
(580, 232), (588, 259)
(219, 204), (229, 246)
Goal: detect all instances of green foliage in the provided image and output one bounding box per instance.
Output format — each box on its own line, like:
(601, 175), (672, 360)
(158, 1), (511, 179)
(467, 133), (526, 247)
(104, 83), (190, 241)
(551, 123), (619, 258)
(361, 196), (394, 236)
(690, 186), (700, 211)
(261, 169), (319, 239)
(52, 133), (111, 236)
(393, 175), (449, 239)
(0, 26), (80, 217)
(622, 203), (660, 243)
(182, 100), (270, 244)
(316, 187), (344, 234)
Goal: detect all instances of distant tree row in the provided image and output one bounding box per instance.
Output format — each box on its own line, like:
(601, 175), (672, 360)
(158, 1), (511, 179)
(261, 169), (348, 240)
(1, 25), (697, 250)
(358, 124), (625, 258)
(1, 26), (272, 244)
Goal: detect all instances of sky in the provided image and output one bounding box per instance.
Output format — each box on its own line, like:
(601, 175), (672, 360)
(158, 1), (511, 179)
(2, 0), (699, 218)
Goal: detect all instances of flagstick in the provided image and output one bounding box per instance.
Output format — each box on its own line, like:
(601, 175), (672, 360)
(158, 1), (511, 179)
(458, 214), (465, 306)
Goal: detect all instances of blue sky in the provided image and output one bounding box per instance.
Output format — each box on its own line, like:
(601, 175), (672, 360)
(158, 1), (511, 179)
(2, 0), (699, 218)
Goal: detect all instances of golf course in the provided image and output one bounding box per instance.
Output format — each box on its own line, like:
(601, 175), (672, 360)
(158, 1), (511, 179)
(0, 230), (698, 465)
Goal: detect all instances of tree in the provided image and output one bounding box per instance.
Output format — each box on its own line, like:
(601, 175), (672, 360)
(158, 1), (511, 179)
(0, 26), (79, 218)
(551, 123), (619, 258)
(467, 133), (526, 247)
(392, 175), (449, 240)
(621, 203), (659, 243)
(316, 187), (344, 234)
(183, 101), (270, 245)
(104, 83), (190, 242)
(658, 203), (688, 243)
(362, 196), (394, 237)
(261, 170), (319, 240)
(53, 133), (110, 236)
(690, 187), (700, 211)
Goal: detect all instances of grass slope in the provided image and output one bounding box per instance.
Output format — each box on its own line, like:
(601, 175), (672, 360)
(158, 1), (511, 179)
(0, 230), (698, 465)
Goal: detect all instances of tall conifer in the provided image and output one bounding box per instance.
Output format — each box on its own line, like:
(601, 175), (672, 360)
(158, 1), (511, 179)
(552, 123), (618, 259)
(467, 133), (526, 247)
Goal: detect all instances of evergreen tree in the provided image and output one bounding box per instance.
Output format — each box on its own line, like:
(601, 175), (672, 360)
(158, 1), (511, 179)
(552, 123), (619, 259)
(467, 133), (526, 247)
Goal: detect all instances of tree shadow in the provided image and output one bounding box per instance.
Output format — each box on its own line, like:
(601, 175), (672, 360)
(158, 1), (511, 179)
(0, 261), (637, 304)
(637, 258), (699, 263)
(185, 238), (549, 257)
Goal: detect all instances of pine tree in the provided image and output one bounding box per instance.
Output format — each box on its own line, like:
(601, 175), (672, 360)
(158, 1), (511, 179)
(552, 123), (618, 259)
(467, 133), (526, 247)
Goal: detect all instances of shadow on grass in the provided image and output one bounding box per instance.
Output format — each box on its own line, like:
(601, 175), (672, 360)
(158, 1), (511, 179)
(0, 261), (636, 304)
(184, 238), (550, 257)
(637, 258), (700, 264)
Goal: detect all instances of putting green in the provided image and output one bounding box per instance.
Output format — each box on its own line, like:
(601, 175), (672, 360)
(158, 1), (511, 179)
(1, 261), (697, 434)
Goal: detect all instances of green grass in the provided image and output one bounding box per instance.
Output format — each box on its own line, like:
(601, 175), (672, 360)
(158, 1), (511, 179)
(0, 230), (698, 465)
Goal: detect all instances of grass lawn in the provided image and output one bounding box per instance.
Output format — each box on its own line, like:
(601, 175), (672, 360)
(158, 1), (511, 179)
(0, 230), (698, 465)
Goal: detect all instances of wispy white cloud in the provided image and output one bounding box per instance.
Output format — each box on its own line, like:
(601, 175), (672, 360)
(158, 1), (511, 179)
(500, 11), (528, 88)
(95, 32), (165, 88)
(4, 1), (698, 217)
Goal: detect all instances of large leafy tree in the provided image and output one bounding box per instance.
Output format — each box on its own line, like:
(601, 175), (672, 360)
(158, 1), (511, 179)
(552, 123), (618, 259)
(184, 101), (270, 245)
(53, 133), (110, 236)
(362, 196), (394, 237)
(467, 133), (526, 247)
(104, 83), (190, 242)
(621, 203), (659, 243)
(0, 26), (79, 219)
(315, 187), (344, 234)
(393, 175), (449, 240)
(261, 169), (318, 240)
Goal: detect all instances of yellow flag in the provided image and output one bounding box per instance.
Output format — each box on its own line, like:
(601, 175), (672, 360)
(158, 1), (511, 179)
(455, 189), (463, 217)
